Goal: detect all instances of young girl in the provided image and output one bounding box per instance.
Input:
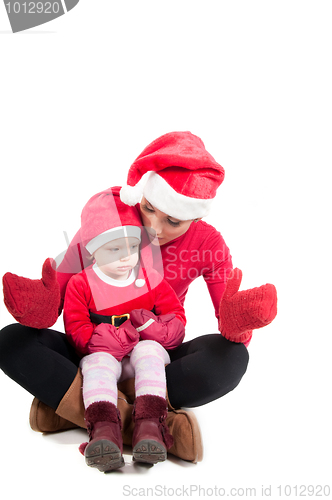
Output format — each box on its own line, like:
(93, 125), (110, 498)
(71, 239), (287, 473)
(63, 187), (186, 471)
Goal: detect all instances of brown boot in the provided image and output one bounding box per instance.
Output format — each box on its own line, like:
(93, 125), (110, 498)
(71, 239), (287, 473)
(55, 369), (86, 428)
(118, 377), (136, 404)
(29, 398), (79, 433)
(166, 390), (203, 463)
(29, 369), (86, 432)
(166, 407), (203, 463)
(81, 401), (124, 472)
(132, 395), (173, 464)
(117, 390), (135, 446)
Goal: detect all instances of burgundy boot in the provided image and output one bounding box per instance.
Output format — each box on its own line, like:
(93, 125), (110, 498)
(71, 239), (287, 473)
(81, 401), (124, 472)
(132, 395), (173, 464)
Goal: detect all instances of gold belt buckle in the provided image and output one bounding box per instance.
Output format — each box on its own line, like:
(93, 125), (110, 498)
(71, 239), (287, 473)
(111, 313), (130, 328)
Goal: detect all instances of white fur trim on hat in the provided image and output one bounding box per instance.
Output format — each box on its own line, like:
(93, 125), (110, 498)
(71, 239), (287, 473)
(143, 173), (213, 220)
(86, 226), (141, 255)
(120, 172), (151, 207)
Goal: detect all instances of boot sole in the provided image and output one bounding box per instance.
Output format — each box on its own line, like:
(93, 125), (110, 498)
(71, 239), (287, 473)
(133, 439), (167, 464)
(85, 439), (125, 472)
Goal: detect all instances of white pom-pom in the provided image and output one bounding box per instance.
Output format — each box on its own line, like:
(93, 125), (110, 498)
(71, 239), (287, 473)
(135, 279), (145, 288)
(120, 173), (151, 206)
(120, 184), (143, 206)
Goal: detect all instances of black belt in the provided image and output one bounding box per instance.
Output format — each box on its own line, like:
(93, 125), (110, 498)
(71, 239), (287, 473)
(90, 312), (130, 328)
(90, 307), (156, 328)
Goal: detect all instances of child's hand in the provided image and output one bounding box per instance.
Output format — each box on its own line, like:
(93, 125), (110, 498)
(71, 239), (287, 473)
(87, 321), (139, 361)
(130, 309), (185, 350)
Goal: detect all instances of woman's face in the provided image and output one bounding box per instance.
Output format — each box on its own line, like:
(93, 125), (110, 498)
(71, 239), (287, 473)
(140, 197), (194, 246)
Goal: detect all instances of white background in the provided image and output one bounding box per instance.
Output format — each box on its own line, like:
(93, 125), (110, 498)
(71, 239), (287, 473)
(0, 1), (331, 498)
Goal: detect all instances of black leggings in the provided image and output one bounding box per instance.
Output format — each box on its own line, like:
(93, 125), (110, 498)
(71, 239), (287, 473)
(0, 323), (249, 409)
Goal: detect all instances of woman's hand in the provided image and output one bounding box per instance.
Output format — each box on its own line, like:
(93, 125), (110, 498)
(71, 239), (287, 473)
(2, 258), (60, 329)
(218, 268), (277, 345)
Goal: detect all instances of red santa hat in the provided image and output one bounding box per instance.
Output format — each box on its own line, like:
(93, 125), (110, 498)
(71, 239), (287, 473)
(81, 187), (142, 254)
(120, 131), (225, 220)
(81, 187), (146, 287)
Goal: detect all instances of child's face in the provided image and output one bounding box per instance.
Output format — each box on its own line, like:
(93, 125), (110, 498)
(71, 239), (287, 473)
(93, 237), (140, 280)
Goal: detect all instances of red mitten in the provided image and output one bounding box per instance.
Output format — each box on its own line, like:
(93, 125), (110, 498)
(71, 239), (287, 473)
(2, 258), (60, 329)
(87, 320), (140, 361)
(130, 309), (185, 350)
(219, 268), (277, 344)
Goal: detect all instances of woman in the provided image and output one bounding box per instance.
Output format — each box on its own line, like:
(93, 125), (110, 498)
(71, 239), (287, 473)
(0, 131), (277, 463)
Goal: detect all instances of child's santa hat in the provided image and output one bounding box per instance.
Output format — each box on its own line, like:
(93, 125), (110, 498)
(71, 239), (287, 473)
(81, 187), (147, 287)
(120, 131), (225, 220)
